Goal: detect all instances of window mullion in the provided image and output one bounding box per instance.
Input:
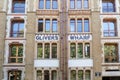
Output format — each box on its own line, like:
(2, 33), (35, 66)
(16, 46), (19, 63)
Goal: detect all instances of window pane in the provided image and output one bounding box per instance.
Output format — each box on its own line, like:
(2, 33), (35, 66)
(84, 19), (89, 32)
(37, 70), (42, 80)
(18, 58), (23, 63)
(44, 43), (50, 58)
(70, 19), (75, 32)
(52, 0), (58, 9)
(77, 0), (82, 9)
(13, 1), (25, 13)
(78, 70), (83, 80)
(52, 71), (57, 80)
(78, 43), (83, 58)
(52, 19), (57, 32)
(52, 43), (57, 58)
(38, 19), (43, 32)
(37, 43), (43, 58)
(8, 70), (22, 80)
(10, 58), (16, 63)
(85, 70), (91, 80)
(70, 43), (76, 58)
(85, 43), (90, 58)
(104, 44), (118, 63)
(45, 20), (50, 32)
(46, 0), (50, 9)
(70, 0), (75, 9)
(11, 46), (17, 56)
(71, 70), (76, 80)
(44, 70), (49, 80)
(18, 46), (23, 57)
(39, 0), (44, 9)
(84, 0), (88, 9)
(77, 19), (82, 32)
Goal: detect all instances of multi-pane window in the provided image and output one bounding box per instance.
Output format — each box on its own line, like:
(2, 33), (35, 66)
(8, 70), (22, 80)
(70, 19), (90, 32)
(104, 43), (118, 63)
(102, 0), (115, 12)
(37, 43), (57, 59)
(70, 0), (89, 9)
(38, 19), (58, 32)
(103, 19), (117, 37)
(10, 20), (24, 37)
(12, 0), (25, 13)
(37, 70), (57, 80)
(39, 0), (58, 9)
(70, 43), (90, 58)
(70, 70), (91, 80)
(9, 44), (23, 63)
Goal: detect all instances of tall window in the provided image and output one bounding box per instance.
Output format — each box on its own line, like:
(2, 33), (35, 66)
(70, 19), (90, 32)
(70, 43), (76, 58)
(70, 70), (76, 80)
(37, 43), (43, 58)
(77, 0), (82, 9)
(78, 70), (83, 80)
(70, 0), (75, 9)
(70, 19), (75, 32)
(52, 0), (58, 9)
(52, 70), (57, 80)
(52, 43), (57, 58)
(39, 0), (44, 9)
(44, 70), (49, 80)
(70, 43), (90, 59)
(52, 19), (57, 32)
(38, 19), (43, 32)
(104, 44), (118, 63)
(85, 70), (91, 80)
(8, 70), (22, 80)
(103, 19), (117, 37)
(9, 44), (23, 63)
(84, 0), (88, 9)
(12, 0), (25, 13)
(45, 19), (50, 32)
(10, 20), (24, 37)
(45, 43), (50, 58)
(37, 70), (42, 80)
(102, 0), (115, 12)
(46, 0), (50, 9)
(84, 19), (89, 32)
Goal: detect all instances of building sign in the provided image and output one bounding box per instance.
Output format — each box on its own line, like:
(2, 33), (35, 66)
(68, 34), (92, 40)
(35, 34), (59, 41)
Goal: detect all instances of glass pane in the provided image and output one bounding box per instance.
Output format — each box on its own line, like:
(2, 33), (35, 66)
(70, 43), (76, 58)
(37, 70), (42, 80)
(52, 20), (57, 32)
(70, 19), (75, 32)
(77, 19), (82, 32)
(70, 0), (75, 9)
(71, 70), (76, 80)
(11, 46), (17, 56)
(44, 43), (50, 58)
(84, 0), (88, 9)
(39, 0), (44, 9)
(13, 23), (18, 32)
(37, 43), (43, 58)
(85, 70), (91, 80)
(78, 70), (83, 80)
(45, 20), (50, 32)
(52, 0), (58, 9)
(38, 19), (43, 32)
(10, 58), (16, 63)
(18, 46), (23, 57)
(52, 43), (57, 58)
(13, 1), (25, 13)
(78, 43), (83, 58)
(46, 0), (50, 9)
(84, 19), (89, 32)
(18, 58), (23, 63)
(52, 71), (57, 80)
(44, 70), (49, 80)
(77, 0), (82, 9)
(85, 43), (90, 58)
(104, 44), (118, 63)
